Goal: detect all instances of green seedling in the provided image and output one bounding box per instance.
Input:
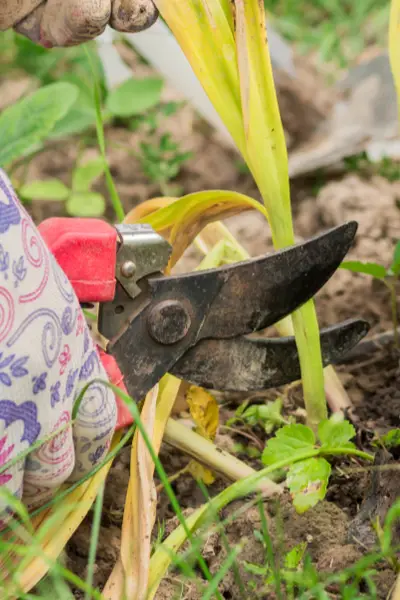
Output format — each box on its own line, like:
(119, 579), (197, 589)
(373, 428), (400, 452)
(129, 101), (183, 133)
(19, 156), (106, 218)
(262, 415), (373, 513)
(244, 539), (307, 598)
(344, 152), (400, 182)
(151, 519), (166, 556)
(227, 398), (290, 435)
(341, 240), (400, 347)
(138, 133), (192, 196)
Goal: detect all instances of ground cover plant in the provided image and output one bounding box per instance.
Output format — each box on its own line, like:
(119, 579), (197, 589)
(0, 1), (400, 599)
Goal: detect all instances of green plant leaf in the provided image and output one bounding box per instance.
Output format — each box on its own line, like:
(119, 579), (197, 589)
(106, 77), (163, 118)
(19, 179), (70, 202)
(284, 542), (307, 570)
(50, 106), (95, 139)
(50, 73), (96, 139)
(261, 424), (315, 466)
(287, 457), (331, 513)
(389, 241), (400, 276)
(340, 260), (387, 279)
(240, 399), (285, 434)
(318, 417), (356, 449)
(66, 192), (105, 217)
(72, 157), (104, 193)
(376, 428), (400, 449)
(0, 82), (79, 167)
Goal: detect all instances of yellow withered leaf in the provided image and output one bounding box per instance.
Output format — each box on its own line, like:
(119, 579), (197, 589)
(186, 386), (219, 441)
(103, 375), (181, 600)
(186, 385), (219, 485)
(124, 197), (177, 224)
(234, 0), (292, 247)
(136, 189), (267, 270)
(187, 459), (216, 485)
(103, 386), (159, 600)
(123, 190), (267, 271)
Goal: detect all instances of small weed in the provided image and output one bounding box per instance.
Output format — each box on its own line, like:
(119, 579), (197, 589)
(227, 398), (290, 435)
(19, 156), (106, 217)
(244, 536), (307, 598)
(151, 519), (167, 555)
(129, 101), (184, 133)
(139, 133), (192, 196)
(262, 415), (373, 512)
(344, 151), (400, 182)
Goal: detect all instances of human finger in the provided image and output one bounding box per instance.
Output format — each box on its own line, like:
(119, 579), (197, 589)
(29, 0), (111, 47)
(110, 0), (158, 33)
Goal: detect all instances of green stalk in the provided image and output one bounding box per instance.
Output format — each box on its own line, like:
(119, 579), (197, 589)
(290, 303), (327, 428)
(84, 45), (125, 223)
(269, 224), (327, 429)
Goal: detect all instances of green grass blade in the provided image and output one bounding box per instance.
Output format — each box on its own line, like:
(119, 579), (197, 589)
(85, 481), (105, 600)
(84, 45), (125, 222)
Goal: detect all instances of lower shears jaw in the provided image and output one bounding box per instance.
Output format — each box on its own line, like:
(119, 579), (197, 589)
(170, 318), (370, 392)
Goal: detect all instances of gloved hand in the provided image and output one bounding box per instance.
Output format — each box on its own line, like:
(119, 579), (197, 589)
(0, 0), (158, 47)
(0, 169), (117, 527)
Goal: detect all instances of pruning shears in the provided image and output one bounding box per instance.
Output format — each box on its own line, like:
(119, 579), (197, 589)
(39, 218), (369, 429)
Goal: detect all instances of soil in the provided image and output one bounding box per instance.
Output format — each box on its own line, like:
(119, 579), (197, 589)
(6, 46), (399, 599)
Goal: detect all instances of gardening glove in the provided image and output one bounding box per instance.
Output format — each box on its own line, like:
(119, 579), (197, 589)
(0, 0), (158, 47)
(0, 168), (117, 528)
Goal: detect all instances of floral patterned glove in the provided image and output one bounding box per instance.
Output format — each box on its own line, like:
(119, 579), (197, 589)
(0, 169), (116, 527)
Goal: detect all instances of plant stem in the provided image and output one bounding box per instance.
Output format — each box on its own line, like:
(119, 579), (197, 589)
(84, 45), (125, 223)
(321, 447), (374, 461)
(164, 419), (281, 496)
(155, 465), (190, 493)
(85, 481), (104, 600)
(291, 303), (327, 429)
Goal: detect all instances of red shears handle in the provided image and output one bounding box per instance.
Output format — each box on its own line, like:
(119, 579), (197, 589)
(39, 217), (133, 429)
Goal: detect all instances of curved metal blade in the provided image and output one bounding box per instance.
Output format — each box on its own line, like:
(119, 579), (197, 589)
(170, 319), (370, 391)
(196, 221), (358, 339)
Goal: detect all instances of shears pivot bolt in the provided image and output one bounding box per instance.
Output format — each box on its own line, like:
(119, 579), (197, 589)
(147, 300), (192, 345)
